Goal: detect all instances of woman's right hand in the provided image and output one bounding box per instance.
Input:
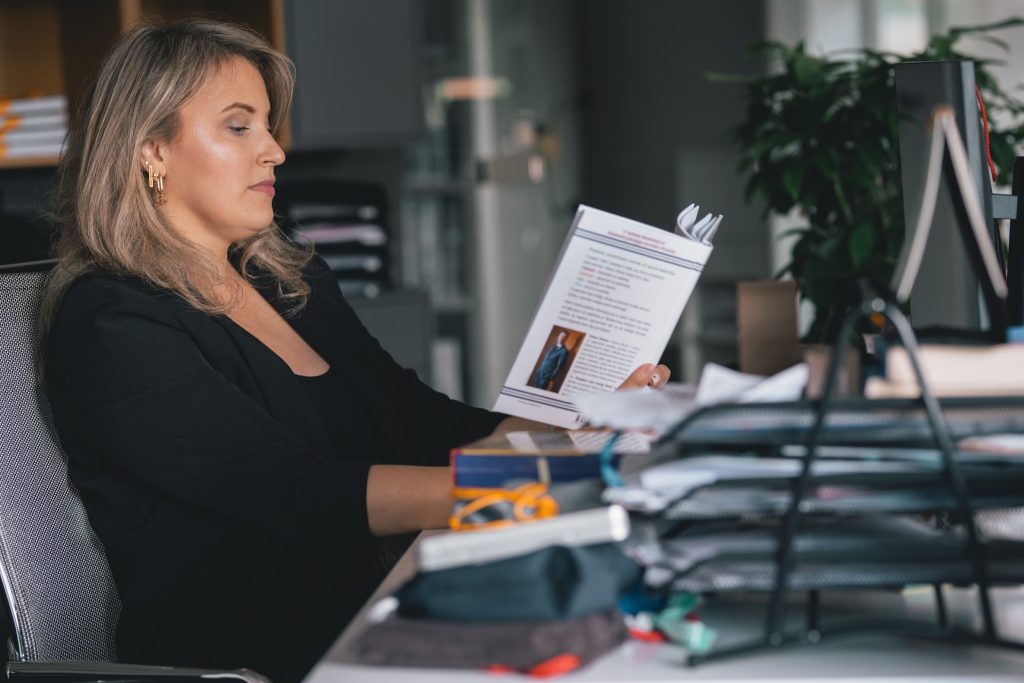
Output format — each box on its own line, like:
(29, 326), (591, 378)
(618, 362), (671, 390)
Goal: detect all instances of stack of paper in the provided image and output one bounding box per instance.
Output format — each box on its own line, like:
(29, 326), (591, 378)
(575, 363), (808, 435)
(603, 454), (935, 513)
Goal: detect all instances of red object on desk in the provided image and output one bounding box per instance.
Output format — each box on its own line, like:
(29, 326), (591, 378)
(484, 664), (514, 674)
(527, 653), (582, 678)
(628, 627), (666, 643)
(484, 653), (582, 678)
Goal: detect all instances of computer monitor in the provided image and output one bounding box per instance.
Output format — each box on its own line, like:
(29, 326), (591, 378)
(893, 60), (1005, 339)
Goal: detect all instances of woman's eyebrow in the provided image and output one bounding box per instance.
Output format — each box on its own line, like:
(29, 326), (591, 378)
(220, 102), (256, 114)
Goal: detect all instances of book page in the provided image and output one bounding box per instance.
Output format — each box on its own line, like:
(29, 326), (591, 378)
(494, 205), (713, 428)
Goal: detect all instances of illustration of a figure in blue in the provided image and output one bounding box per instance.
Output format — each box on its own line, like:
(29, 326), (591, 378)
(532, 331), (569, 390)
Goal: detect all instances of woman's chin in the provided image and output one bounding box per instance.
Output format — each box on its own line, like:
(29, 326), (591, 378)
(228, 224), (271, 246)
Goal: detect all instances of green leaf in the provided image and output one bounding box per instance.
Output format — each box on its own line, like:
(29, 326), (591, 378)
(928, 35), (955, 56)
(793, 53), (826, 85)
(970, 34), (1011, 53)
(750, 134), (788, 160)
(745, 39), (794, 57)
(816, 233), (843, 259)
(849, 224), (877, 269)
(948, 17), (1024, 38)
(777, 226), (810, 240)
(783, 166), (804, 200)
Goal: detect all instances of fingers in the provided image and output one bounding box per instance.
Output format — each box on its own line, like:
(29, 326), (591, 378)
(647, 363), (671, 388)
(616, 363), (672, 391)
(617, 363), (654, 390)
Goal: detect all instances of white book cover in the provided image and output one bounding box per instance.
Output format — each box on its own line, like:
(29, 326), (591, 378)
(493, 204), (718, 428)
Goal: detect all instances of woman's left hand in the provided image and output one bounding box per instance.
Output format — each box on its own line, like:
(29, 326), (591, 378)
(618, 363), (671, 390)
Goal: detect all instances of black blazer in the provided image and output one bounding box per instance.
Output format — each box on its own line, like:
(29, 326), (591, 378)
(45, 257), (503, 680)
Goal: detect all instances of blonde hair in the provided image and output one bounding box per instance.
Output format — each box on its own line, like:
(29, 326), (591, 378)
(40, 19), (311, 366)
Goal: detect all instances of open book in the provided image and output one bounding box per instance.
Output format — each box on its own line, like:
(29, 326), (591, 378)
(493, 204), (721, 428)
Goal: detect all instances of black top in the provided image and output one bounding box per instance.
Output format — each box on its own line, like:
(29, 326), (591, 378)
(45, 256), (504, 682)
(296, 366), (381, 463)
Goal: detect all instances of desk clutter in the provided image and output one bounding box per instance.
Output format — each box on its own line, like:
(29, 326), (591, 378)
(340, 80), (1024, 677)
(353, 297), (1024, 676)
(353, 508), (637, 676)
(619, 297), (1024, 664)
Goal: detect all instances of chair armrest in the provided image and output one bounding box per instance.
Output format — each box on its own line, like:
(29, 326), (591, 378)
(6, 660), (270, 683)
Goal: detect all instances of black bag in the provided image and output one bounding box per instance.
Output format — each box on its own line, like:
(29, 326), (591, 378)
(396, 543), (639, 622)
(354, 607), (628, 672)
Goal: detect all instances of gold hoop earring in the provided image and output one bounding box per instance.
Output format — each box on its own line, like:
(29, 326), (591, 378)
(145, 162), (166, 206)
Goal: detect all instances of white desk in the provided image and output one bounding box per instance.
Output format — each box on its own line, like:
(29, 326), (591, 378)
(306, 533), (1024, 682)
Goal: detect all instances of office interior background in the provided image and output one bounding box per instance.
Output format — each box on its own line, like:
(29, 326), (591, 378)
(1, 0), (1023, 410)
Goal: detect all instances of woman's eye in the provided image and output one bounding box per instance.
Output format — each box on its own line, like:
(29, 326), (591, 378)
(229, 125), (250, 134)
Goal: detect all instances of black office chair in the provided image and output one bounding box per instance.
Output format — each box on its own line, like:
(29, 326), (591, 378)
(0, 213), (53, 268)
(0, 263), (269, 682)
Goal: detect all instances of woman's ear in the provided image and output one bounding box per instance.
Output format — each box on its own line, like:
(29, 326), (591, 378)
(140, 140), (166, 175)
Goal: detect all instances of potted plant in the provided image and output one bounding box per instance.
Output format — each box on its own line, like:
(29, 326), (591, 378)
(713, 19), (1024, 341)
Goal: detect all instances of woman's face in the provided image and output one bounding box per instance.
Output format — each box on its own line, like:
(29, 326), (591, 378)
(150, 56), (285, 256)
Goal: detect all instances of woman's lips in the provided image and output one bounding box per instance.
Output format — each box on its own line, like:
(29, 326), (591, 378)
(250, 180), (275, 197)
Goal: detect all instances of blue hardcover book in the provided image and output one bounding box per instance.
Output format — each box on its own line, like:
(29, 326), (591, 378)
(450, 430), (651, 488)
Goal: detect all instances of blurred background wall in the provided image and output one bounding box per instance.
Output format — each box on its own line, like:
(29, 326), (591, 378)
(1, 0), (1024, 407)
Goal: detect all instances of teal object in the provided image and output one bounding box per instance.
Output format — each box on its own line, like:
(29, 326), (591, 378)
(599, 431), (624, 488)
(652, 594), (718, 655)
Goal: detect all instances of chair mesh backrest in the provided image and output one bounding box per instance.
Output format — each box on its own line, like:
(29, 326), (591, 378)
(0, 270), (120, 661)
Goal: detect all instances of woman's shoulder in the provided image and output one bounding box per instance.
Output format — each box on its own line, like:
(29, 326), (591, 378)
(63, 270), (174, 308)
(56, 270), (187, 331)
(46, 271), (189, 381)
(301, 253), (333, 284)
(301, 253), (345, 303)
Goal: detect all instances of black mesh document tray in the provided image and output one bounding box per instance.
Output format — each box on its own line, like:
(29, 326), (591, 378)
(665, 396), (1024, 449)
(641, 517), (1024, 594)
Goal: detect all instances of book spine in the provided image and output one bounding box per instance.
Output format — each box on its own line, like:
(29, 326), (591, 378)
(0, 127), (67, 145)
(0, 95), (68, 116)
(0, 140), (65, 159)
(451, 453), (605, 488)
(0, 112), (69, 132)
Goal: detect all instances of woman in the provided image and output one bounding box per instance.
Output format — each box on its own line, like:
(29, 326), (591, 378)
(41, 19), (668, 682)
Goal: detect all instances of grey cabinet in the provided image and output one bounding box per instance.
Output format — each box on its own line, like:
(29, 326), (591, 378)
(285, 0), (424, 149)
(349, 289), (433, 382)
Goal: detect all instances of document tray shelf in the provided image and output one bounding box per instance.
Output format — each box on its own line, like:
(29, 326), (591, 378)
(647, 518), (1024, 594)
(641, 295), (1024, 665)
(659, 470), (1024, 520)
(664, 396), (1024, 449)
